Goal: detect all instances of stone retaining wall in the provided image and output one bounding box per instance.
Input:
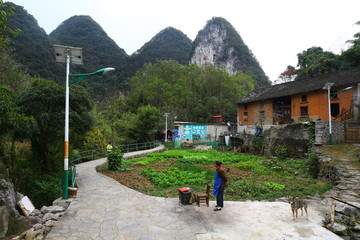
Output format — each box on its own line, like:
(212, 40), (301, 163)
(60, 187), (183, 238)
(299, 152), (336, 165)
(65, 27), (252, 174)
(315, 121), (345, 145)
(316, 148), (360, 239)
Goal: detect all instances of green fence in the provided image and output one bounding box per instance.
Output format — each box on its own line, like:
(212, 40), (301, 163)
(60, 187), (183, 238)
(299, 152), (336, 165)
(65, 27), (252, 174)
(70, 140), (161, 188)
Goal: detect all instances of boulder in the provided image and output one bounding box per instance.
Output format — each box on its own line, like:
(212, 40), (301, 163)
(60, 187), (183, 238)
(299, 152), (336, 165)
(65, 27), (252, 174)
(0, 206), (9, 238)
(39, 206), (48, 214)
(353, 231), (360, 240)
(30, 209), (41, 217)
(52, 197), (72, 209)
(335, 202), (360, 218)
(352, 222), (360, 231)
(20, 229), (42, 240)
(15, 215), (42, 234)
(44, 220), (56, 228)
(330, 222), (348, 235)
(42, 205), (65, 214)
(32, 223), (42, 231)
(0, 179), (22, 216)
(42, 213), (60, 222)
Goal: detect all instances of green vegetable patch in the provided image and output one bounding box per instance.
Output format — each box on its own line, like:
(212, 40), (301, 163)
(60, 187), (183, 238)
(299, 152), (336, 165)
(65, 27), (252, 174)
(103, 149), (332, 201)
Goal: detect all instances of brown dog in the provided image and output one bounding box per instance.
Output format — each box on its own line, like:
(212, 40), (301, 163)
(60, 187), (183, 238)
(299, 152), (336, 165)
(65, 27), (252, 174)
(289, 196), (308, 220)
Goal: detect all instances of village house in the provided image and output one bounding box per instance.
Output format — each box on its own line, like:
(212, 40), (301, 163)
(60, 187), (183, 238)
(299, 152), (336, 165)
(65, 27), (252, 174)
(237, 67), (360, 134)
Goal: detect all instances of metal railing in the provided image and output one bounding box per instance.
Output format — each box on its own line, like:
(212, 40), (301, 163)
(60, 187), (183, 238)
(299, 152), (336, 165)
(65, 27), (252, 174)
(117, 141), (161, 153)
(70, 140), (161, 188)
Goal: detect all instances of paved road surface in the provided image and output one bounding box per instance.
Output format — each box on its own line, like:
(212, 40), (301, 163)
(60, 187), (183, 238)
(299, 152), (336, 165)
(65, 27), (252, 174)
(46, 146), (341, 240)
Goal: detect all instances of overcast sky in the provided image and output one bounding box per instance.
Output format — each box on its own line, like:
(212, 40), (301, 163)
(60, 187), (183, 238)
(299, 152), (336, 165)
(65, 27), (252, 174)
(6, 0), (360, 81)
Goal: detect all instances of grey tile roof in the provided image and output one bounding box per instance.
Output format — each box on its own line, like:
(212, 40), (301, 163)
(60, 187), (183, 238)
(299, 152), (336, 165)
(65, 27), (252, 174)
(237, 67), (360, 104)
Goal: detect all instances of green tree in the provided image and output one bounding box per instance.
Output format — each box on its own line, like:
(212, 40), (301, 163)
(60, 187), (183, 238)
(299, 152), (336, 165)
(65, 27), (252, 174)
(347, 21), (360, 47)
(0, 49), (31, 93)
(118, 105), (161, 143)
(0, 85), (22, 135)
(83, 127), (107, 150)
(17, 78), (94, 172)
(128, 60), (254, 122)
(0, 0), (20, 48)
(296, 47), (340, 79)
(340, 20), (360, 69)
(98, 94), (127, 146)
(0, 85), (29, 165)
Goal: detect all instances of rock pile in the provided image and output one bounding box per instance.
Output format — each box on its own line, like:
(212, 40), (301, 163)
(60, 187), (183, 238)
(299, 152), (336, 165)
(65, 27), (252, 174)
(324, 201), (360, 240)
(11, 204), (67, 240)
(0, 178), (72, 239)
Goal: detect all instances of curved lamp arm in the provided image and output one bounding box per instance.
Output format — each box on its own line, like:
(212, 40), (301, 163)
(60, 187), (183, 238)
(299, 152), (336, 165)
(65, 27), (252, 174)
(69, 67), (115, 83)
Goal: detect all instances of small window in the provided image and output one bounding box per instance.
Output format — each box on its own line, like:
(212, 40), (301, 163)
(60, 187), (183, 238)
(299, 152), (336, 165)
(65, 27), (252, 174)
(244, 112), (248, 121)
(300, 106), (308, 116)
(244, 104), (248, 110)
(301, 95), (307, 102)
(331, 103), (340, 117)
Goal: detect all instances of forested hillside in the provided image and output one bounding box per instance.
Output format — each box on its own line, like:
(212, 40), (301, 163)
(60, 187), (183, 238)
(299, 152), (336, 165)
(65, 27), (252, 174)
(49, 15), (130, 96)
(130, 27), (192, 71)
(6, 4), (197, 97)
(7, 3), (61, 81)
(6, 2), (270, 99)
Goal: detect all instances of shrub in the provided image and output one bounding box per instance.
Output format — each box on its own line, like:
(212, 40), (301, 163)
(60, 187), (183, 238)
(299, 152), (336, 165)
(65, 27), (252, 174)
(107, 150), (124, 171)
(306, 153), (320, 178)
(274, 146), (289, 160)
(32, 174), (62, 207)
(227, 179), (271, 199)
(252, 136), (265, 154)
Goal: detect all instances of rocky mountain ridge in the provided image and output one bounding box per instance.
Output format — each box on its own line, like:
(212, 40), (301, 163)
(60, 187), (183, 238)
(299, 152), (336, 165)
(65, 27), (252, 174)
(6, 2), (270, 96)
(190, 17), (270, 87)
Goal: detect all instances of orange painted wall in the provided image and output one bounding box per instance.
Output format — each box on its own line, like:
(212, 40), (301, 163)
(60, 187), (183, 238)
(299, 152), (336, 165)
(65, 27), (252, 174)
(238, 85), (353, 126)
(292, 87), (353, 122)
(238, 100), (273, 125)
(291, 91), (324, 121)
(323, 86), (353, 121)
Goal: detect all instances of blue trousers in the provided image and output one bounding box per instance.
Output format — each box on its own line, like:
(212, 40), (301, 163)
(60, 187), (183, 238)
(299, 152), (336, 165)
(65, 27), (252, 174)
(216, 188), (224, 207)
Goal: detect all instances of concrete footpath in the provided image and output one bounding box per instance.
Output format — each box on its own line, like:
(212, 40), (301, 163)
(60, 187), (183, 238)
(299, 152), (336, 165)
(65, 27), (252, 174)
(46, 146), (341, 240)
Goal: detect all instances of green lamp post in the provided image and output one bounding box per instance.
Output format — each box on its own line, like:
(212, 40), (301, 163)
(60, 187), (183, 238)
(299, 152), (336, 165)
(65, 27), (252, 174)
(61, 67), (115, 199)
(54, 43), (116, 200)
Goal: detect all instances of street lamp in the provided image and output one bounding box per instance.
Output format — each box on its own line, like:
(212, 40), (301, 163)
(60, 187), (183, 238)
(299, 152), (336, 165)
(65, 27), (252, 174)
(164, 113), (170, 142)
(323, 83), (352, 145)
(54, 44), (115, 199)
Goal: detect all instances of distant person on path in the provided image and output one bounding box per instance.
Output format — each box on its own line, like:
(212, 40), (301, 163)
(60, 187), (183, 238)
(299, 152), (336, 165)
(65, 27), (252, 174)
(106, 142), (113, 153)
(213, 160), (228, 211)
